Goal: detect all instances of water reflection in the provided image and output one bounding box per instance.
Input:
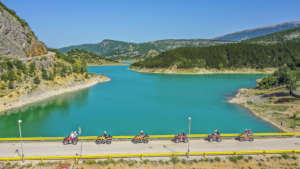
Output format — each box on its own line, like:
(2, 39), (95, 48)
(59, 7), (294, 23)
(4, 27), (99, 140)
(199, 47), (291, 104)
(0, 89), (89, 137)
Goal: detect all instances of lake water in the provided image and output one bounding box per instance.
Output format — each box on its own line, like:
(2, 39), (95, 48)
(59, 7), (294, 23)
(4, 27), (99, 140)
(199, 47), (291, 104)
(0, 65), (278, 137)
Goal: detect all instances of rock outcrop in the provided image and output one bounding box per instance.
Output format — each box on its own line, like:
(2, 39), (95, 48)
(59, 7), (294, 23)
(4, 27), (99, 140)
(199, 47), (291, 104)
(0, 2), (47, 58)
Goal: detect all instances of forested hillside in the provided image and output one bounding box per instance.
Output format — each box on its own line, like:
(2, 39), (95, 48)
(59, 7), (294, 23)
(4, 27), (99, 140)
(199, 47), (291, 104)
(59, 39), (229, 60)
(64, 49), (119, 65)
(131, 42), (300, 69)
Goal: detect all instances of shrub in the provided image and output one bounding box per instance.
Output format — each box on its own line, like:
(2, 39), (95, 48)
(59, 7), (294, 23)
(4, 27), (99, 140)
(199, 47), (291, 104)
(228, 156), (238, 163)
(33, 76), (40, 85)
(142, 159), (149, 164)
(103, 160), (110, 165)
(86, 160), (96, 165)
(170, 156), (179, 164)
(281, 153), (290, 159)
(214, 157), (221, 162)
(291, 155), (298, 160)
(8, 80), (14, 89)
(97, 160), (104, 165)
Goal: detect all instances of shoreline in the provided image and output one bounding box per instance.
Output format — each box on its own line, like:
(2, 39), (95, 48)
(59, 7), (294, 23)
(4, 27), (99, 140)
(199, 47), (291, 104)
(0, 75), (110, 115)
(130, 67), (275, 75)
(88, 63), (127, 66)
(228, 88), (296, 133)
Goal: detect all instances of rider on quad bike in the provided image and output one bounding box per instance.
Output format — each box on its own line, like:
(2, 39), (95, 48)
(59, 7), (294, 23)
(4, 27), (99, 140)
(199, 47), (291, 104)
(132, 130), (149, 144)
(63, 131), (79, 145)
(206, 129), (222, 142)
(172, 130), (188, 143)
(236, 129), (254, 142)
(96, 131), (112, 144)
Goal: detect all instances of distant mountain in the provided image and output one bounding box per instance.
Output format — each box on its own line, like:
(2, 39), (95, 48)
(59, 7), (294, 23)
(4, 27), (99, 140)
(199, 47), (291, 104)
(214, 21), (300, 41)
(244, 27), (300, 44)
(59, 39), (229, 60)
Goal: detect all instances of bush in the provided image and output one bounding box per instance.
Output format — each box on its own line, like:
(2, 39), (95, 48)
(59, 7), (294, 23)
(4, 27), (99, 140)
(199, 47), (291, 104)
(42, 69), (48, 80)
(142, 159), (149, 164)
(281, 153), (290, 159)
(86, 160), (96, 165)
(8, 80), (14, 89)
(33, 76), (40, 85)
(170, 156), (179, 164)
(214, 157), (221, 162)
(228, 156), (238, 163)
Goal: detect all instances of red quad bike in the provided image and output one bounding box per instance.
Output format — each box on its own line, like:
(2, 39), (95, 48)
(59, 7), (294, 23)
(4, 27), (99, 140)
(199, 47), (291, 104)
(172, 134), (188, 143)
(206, 133), (222, 142)
(63, 136), (78, 145)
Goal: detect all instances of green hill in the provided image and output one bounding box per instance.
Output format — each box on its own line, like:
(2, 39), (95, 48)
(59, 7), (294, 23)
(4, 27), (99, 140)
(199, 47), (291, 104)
(65, 49), (119, 65)
(59, 39), (229, 60)
(131, 41), (300, 70)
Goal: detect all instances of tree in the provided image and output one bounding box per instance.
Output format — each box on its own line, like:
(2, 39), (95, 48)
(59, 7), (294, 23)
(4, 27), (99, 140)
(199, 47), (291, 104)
(72, 60), (81, 73)
(42, 68), (48, 80)
(8, 80), (14, 89)
(286, 72), (297, 96)
(8, 70), (16, 81)
(33, 76), (40, 85)
(29, 62), (36, 76)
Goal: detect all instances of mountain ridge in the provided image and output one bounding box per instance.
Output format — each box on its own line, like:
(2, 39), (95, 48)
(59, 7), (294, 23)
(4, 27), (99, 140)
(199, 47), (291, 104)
(214, 21), (300, 41)
(59, 38), (229, 60)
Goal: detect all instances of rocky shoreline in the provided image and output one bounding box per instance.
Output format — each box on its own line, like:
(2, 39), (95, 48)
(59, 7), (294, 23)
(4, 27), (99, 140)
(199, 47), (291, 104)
(229, 87), (300, 132)
(0, 75), (110, 115)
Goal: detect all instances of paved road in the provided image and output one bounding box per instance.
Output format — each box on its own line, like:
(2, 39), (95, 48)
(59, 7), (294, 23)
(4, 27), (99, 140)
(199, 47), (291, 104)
(0, 138), (300, 157)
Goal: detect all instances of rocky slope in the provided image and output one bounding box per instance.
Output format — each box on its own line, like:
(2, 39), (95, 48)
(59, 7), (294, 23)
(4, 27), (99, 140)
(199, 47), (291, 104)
(214, 21), (300, 41)
(0, 2), (109, 113)
(0, 2), (47, 58)
(59, 39), (229, 60)
(244, 27), (300, 44)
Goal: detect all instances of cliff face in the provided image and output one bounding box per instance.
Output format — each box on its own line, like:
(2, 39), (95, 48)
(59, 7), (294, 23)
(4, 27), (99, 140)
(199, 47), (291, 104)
(0, 2), (47, 58)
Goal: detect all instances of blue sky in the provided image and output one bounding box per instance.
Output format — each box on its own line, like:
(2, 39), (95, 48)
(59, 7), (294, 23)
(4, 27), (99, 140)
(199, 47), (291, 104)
(2, 0), (300, 48)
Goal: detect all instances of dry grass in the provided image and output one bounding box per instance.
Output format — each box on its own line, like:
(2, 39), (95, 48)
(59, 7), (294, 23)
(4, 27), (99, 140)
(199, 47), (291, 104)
(231, 86), (300, 132)
(1, 155), (299, 169)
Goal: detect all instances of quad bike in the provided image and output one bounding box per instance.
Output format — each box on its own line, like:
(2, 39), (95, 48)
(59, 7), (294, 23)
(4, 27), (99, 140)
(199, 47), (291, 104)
(172, 134), (188, 143)
(132, 134), (149, 144)
(96, 135), (112, 144)
(206, 133), (222, 142)
(63, 136), (78, 145)
(236, 130), (254, 142)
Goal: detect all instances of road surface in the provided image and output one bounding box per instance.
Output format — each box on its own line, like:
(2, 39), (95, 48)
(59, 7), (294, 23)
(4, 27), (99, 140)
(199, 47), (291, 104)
(0, 138), (300, 157)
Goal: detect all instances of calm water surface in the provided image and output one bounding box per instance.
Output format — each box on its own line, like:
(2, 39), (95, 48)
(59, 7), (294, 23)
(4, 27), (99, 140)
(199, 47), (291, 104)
(0, 65), (278, 137)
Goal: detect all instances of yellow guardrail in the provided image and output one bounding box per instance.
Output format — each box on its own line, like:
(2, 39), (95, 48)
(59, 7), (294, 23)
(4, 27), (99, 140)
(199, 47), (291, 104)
(0, 150), (299, 161)
(0, 133), (299, 141)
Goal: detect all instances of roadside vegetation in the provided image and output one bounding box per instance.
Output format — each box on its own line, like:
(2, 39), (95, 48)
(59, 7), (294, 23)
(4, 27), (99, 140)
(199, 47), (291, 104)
(1, 154), (298, 169)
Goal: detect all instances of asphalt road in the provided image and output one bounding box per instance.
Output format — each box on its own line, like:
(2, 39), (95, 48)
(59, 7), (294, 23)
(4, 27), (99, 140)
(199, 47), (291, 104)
(0, 138), (300, 157)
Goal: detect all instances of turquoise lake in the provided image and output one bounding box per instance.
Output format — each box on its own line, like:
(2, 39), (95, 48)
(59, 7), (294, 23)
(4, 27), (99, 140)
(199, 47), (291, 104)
(0, 65), (278, 137)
